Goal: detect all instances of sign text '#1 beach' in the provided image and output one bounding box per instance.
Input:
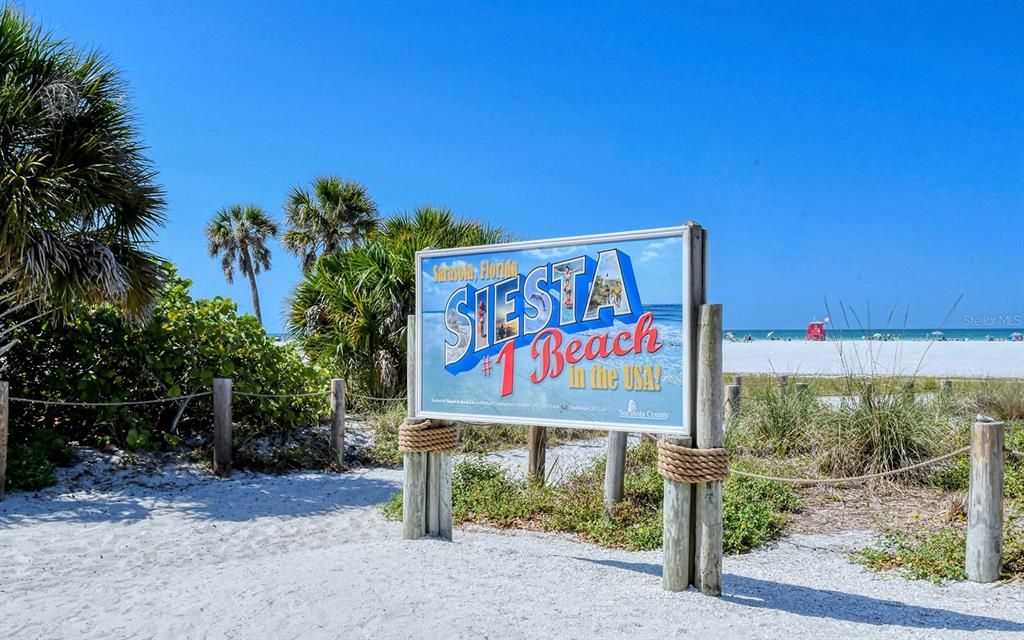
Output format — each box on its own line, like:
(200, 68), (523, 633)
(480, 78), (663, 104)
(415, 226), (692, 433)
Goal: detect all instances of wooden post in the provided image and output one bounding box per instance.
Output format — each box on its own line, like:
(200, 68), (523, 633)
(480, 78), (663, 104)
(940, 379), (953, 394)
(663, 221), (704, 592)
(663, 434), (693, 592)
(725, 384), (741, 425)
(427, 449), (441, 535)
(732, 374), (743, 388)
(331, 378), (346, 471)
(603, 430), (627, 517)
(966, 416), (1004, 583)
(778, 375), (789, 396)
(403, 315), (427, 540)
(212, 378), (232, 477)
(438, 436), (454, 541)
(528, 425), (547, 485)
(0, 381), (8, 501)
(695, 304), (724, 596)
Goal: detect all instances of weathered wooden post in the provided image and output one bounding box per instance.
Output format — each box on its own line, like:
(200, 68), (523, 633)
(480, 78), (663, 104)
(778, 374), (790, 396)
(603, 430), (627, 517)
(331, 378), (346, 470)
(662, 435), (693, 591)
(403, 316), (427, 540)
(401, 315), (454, 541)
(663, 221), (705, 592)
(724, 384), (741, 425)
(966, 416), (1004, 582)
(940, 379), (953, 394)
(528, 425), (547, 485)
(732, 374), (743, 389)
(212, 378), (232, 477)
(0, 381), (8, 501)
(434, 424), (454, 541)
(695, 304), (724, 596)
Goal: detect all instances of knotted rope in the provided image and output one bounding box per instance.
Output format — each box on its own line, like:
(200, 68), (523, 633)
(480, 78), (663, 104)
(657, 440), (730, 483)
(398, 419), (458, 453)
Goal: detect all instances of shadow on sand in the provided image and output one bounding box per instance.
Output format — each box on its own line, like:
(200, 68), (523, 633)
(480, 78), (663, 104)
(574, 557), (1024, 633)
(0, 471), (401, 528)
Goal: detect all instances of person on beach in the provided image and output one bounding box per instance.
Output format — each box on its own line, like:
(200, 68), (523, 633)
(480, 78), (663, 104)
(477, 300), (487, 340)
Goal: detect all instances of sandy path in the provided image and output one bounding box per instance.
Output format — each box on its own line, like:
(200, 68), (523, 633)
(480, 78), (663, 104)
(724, 340), (1024, 378)
(2, 451), (1022, 640)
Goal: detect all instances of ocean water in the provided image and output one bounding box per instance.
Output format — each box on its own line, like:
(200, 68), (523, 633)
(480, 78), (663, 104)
(725, 328), (1022, 342)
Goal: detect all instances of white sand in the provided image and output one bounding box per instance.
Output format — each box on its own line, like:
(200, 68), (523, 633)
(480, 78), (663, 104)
(3, 446), (1023, 640)
(724, 340), (1024, 378)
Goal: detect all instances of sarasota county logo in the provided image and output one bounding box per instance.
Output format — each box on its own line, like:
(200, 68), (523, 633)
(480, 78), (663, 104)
(619, 398), (669, 421)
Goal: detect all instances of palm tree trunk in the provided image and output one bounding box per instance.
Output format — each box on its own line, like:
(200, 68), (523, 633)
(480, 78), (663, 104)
(247, 269), (263, 325)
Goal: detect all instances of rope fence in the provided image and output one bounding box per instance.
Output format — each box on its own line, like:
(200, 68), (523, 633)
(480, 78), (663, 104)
(6, 388), (397, 405)
(728, 446), (971, 486)
(729, 445), (1024, 485)
(0, 375), (406, 491)
(347, 392), (407, 403)
(8, 391), (213, 407)
(233, 390), (332, 399)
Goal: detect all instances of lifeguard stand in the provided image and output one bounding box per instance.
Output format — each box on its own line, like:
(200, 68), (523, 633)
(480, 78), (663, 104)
(806, 321), (826, 341)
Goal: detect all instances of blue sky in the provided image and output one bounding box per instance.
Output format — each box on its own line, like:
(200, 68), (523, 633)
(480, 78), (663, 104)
(25, 1), (1022, 332)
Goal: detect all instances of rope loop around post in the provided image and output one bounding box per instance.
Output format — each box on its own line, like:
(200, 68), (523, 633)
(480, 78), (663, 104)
(657, 440), (730, 483)
(398, 418), (457, 453)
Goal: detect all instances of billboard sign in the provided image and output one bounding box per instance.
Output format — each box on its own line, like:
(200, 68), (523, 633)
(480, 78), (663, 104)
(415, 226), (693, 434)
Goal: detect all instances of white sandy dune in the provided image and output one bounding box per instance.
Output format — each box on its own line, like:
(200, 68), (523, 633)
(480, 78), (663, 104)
(724, 340), (1024, 378)
(2, 445), (1023, 640)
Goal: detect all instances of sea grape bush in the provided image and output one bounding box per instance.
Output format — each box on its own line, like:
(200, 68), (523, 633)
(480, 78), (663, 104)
(1, 269), (327, 451)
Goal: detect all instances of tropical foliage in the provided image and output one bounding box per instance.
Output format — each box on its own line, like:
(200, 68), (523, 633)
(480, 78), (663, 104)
(205, 204), (278, 324)
(283, 175), (379, 272)
(288, 207), (507, 398)
(0, 7), (165, 331)
(1, 269), (327, 459)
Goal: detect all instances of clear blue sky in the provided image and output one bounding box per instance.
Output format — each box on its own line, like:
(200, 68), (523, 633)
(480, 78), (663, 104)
(24, 1), (1023, 332)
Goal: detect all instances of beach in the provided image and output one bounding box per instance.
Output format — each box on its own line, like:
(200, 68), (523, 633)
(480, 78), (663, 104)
(2, 445), (1022, 640)
(724, 339), (1024, 378)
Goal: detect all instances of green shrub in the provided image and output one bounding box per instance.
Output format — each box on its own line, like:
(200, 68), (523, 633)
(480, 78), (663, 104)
(855, 522), (1024, 582)
(723, 475), (802, 554)
(1, 270), (327, 451)
(7, 445), (57, 491)
(5, 429), (77, 491)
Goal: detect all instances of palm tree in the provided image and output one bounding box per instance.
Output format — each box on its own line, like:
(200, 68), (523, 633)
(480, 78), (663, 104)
(287, 207), (507, 397)
(282, 176), (379, 271)
(0, 7), (166, 333)
(205, 205), (278, 325)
